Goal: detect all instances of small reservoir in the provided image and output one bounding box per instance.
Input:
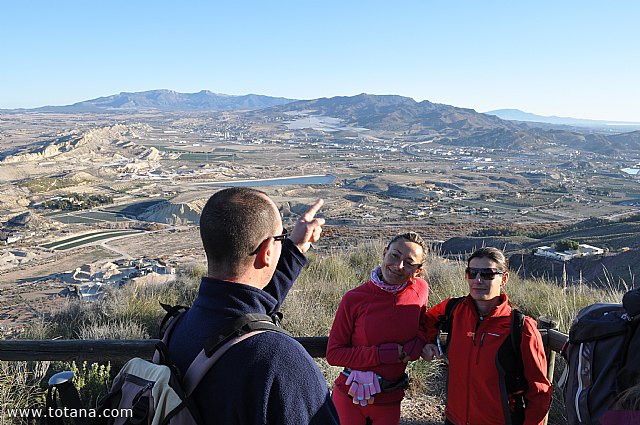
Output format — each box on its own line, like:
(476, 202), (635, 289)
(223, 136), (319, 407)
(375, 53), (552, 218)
(210, 174), (337, 187)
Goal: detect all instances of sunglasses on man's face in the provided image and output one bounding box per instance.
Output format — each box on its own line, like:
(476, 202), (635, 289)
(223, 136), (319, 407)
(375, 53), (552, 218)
(465, 267), (504, 280)
(249, 228), (288, 256)
(272, 227), (288, 243)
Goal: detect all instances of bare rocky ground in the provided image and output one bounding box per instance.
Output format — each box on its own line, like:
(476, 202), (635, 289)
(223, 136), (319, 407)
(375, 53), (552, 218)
(400, 395), (446, 424)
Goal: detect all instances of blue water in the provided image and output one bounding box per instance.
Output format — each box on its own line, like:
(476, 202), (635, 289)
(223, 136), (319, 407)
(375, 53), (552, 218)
(214, 174), (336, 187)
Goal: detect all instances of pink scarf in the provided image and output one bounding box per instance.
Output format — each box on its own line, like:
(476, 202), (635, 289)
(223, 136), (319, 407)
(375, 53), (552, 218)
(370, 266), (409, 294)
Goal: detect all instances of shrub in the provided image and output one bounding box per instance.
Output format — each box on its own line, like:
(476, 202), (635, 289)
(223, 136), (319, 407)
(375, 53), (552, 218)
(555, 239), (580, 252)
(0, 361), (48, 422)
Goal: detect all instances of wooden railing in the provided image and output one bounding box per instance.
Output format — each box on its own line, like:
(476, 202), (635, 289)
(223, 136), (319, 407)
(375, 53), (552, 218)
(0, 317), (565, 362)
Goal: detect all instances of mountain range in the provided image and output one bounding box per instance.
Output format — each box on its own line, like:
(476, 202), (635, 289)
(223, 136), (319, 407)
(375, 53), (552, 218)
(271, 94), (517, 133)
(267, 94), (640, 154)
(2, 90), (295, 113)
(3, 89), (640, 154)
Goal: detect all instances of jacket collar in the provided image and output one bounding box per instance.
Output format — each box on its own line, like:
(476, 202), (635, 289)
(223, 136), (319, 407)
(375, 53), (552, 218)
(465, 293), (512, 319)
(194, 276), (280, 317)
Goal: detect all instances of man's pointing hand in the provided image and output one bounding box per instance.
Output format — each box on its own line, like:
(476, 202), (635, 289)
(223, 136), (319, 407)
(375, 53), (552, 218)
(290, 199), (325, 254)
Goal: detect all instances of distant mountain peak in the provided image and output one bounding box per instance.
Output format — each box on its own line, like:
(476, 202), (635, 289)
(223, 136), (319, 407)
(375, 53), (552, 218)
(272, 93), (513, 134)
(486, 108), (640, 129)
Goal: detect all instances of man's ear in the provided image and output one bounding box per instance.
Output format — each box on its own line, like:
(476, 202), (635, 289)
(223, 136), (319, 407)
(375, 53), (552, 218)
(256, 238), (276, 269)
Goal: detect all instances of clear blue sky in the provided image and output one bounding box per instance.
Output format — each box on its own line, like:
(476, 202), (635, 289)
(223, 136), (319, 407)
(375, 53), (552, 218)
(2, 1), (639, 122)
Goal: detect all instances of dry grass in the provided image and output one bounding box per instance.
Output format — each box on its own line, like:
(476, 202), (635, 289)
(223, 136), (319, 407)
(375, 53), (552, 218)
(0, 361), (49, 423)
(4, 241), (632, 424)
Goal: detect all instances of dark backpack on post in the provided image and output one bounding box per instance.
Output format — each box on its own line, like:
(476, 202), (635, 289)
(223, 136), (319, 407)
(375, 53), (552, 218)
(560, 288), (640, 425)
(47, 305), (289, 425)
(436, 296), (528, 425)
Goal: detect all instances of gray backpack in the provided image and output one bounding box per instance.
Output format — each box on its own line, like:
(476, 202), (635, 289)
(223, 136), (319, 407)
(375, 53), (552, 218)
(560, 288), (640, 425)
(47, 307), (288, 425)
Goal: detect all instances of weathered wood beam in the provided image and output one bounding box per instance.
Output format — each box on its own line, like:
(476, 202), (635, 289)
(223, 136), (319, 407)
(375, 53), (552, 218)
(0, 328), (567, 362)
(0, 337), (330, 361)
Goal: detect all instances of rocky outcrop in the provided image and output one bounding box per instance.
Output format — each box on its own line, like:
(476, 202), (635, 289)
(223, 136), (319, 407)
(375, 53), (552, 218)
(1, 124), (155, 164)
(0, 186), (31, 210)
(140, 147), (161, 161)
(137, 198), (206, 225)
(7, 212), (31, 226)
(1, 135), (86, 163)
(0, 250), (38, 271)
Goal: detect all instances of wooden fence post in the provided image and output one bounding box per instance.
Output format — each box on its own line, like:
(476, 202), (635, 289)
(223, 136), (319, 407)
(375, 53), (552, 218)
(538, 316), (559, 425)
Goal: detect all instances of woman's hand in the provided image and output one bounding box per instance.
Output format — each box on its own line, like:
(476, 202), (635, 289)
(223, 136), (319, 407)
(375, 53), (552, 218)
(421, 343), (442, 361)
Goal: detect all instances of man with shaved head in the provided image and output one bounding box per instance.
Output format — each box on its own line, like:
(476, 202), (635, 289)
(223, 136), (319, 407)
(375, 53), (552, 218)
(168, 187), (339, 425)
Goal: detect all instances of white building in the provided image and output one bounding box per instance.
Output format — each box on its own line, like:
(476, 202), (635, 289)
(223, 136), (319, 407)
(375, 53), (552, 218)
(579, 244), (605, 255)
(534, 244), (604, 262)
(534, 246), (575, 261)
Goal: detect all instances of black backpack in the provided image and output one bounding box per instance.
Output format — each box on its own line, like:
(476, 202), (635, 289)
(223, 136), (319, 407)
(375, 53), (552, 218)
(46, 305), (289, 425)
(559, 288), (640, 425)
(437, 296), (528, 425)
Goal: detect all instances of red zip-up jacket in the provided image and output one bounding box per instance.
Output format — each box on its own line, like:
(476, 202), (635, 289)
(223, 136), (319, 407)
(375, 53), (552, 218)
(326, 277), (429, 404)
(425, 294), (551, 425)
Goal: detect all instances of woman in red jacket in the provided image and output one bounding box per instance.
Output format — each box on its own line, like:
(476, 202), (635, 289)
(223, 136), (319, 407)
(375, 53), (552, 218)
(422, 247), (552, 425)
(326, 232), (430, 425)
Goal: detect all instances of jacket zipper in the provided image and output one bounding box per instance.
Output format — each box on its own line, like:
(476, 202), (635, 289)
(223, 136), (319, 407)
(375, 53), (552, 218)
(473, 319), (484, 365)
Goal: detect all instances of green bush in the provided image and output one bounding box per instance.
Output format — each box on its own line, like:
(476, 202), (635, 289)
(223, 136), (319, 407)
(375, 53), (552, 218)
(555, 239), (580, 251)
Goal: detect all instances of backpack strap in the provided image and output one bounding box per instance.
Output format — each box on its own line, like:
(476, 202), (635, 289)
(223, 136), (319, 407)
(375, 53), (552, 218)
(437, 296), (465, 354)
(182, 314), (290, 396)
(202, 313), (290, 356)
(159, 303), (190, 337)
(511, 308), (526, 389)
(152, 304), (190, 364)
(500, 308), (527, 425)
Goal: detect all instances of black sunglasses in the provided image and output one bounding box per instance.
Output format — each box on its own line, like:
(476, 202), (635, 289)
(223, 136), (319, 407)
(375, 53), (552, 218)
(465, 267), (504, 280)
(250, 228), (288, 256)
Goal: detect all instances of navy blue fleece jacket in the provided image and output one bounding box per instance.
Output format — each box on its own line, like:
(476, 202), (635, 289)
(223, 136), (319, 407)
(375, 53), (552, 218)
(168, 239), (339, 425)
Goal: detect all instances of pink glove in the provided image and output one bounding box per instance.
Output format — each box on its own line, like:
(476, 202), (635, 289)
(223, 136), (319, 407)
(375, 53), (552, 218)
(402, 337), (425, 362)
(378, 343), (402, 364)
(346, 370), (382, 406)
